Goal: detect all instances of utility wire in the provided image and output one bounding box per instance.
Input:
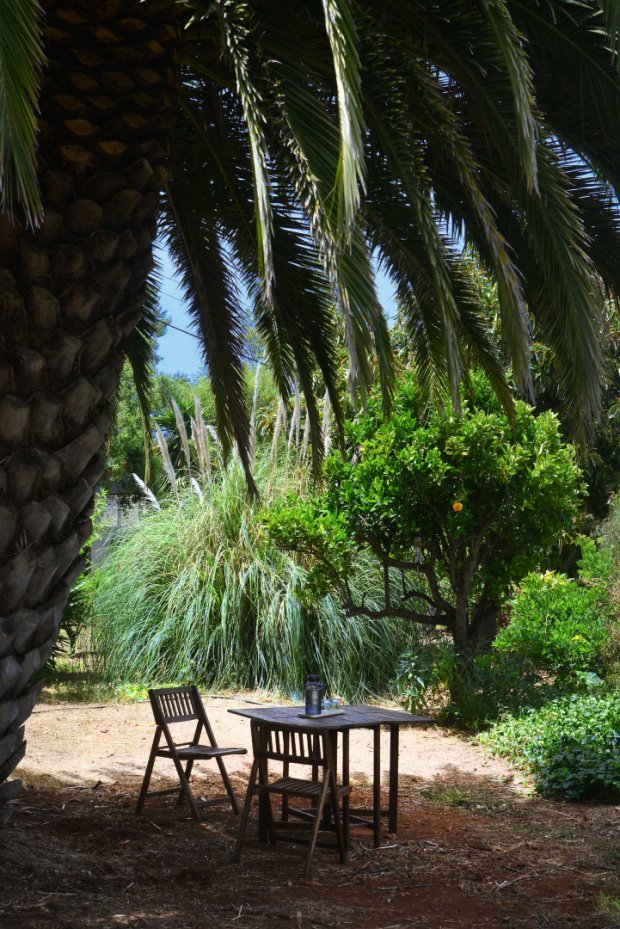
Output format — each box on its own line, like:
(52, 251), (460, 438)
(164, 321), (263, 368)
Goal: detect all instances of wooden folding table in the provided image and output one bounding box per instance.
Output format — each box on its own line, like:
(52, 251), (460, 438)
(229, 704), (432, 847)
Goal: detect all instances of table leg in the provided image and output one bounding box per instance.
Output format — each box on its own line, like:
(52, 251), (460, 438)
(373, 726), (381, 848)
(389, 724), (399, 834)
(342, 729), (350, 849)
(252, 721), (270, 844)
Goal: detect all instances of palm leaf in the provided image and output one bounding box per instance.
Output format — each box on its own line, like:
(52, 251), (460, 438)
(478, 0), (538, 191)
(191, 1), (274, 292)
(122, 272), (161, 484)
(320, 0), (366, 239)
(159, 129), (256, 493)
(0, 0), (43, 225)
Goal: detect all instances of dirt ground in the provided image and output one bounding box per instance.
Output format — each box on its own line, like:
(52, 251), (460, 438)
(2, 692), (619, 929)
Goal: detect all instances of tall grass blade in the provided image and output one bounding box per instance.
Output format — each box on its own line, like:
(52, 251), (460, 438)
(132, 474), (160, 510)
(271, 397), (286, 460)
(155, 425), (178, 493)
(171, 397), (192, 472)
(249, 362), (262, 464)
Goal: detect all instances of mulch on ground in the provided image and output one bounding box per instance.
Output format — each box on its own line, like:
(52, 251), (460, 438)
(1, 769), (619, 929)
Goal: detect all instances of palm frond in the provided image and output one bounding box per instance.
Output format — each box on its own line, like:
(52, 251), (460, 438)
(478, 0), (538, 191)
(335, 227), (393, 409)
(248, 212), (344, 472)
(193, 0), (274, 293)
(0, 0), (43, 225)
(320, 0), (366, 239)
(160, 157), (256, 493)
(122, 273), (161, 484)
(362, 25), (533, 398)
(561, 154), (620, 297)
(595, 0), (620, 67)
(510, 0), (620, 193)
(481, 141), (605, 435)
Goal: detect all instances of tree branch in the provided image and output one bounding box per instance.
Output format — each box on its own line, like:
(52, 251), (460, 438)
(419, 559), (452, 614)
(344, 603), (451, 625)
(400, 587), (437, 608)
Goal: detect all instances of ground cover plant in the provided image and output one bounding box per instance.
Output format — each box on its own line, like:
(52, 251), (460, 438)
(481, 692), (620, 800)
(478, 504), (620, 800)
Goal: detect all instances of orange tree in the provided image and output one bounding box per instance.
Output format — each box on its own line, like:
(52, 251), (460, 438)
(268, 375), (582, 674)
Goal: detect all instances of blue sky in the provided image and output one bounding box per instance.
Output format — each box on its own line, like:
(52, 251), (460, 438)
(155, 246), (397, 377)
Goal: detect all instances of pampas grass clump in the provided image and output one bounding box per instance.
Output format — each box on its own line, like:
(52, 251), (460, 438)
(89, 454), (412, 698)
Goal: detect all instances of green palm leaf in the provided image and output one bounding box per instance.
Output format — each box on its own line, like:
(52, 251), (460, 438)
(0, 0), (43, 225)
(320, 0), (366, 239)
(191, 1), (274, 292)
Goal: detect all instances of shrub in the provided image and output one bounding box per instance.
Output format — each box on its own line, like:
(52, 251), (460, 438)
(392, 632), (453, 713)
(482, 691), (620, 799)
(494, 571), (608, 675)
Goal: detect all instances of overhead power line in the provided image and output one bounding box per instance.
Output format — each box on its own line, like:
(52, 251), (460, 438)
(163, 321), (263, 368)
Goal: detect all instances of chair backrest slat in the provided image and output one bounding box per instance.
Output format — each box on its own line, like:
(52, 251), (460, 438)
(257, 723), (325, 766)
(150, 686), (201, 725)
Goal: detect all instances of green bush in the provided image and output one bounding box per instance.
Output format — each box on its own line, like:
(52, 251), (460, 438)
(494, 571), (608, 674)
(482, 691), (620, 799)
(392, 631), (552, 727)
(393, 632), (453, 713)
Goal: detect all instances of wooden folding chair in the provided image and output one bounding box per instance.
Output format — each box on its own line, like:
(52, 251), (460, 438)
(233, 722), (350, 877)
(136, 686), (247, 822)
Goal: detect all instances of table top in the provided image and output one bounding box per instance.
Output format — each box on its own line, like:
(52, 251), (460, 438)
(228, 703), (433, 732)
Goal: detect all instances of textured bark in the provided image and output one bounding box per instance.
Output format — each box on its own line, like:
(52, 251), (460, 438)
(0, 0), (177, 822)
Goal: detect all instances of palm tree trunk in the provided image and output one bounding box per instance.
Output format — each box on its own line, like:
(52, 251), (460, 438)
(0, 0), (177, 822)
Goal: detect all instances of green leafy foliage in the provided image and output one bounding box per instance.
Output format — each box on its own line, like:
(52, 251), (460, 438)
(470, 505), (620, 797)
(392, 634), (453, 713)
(482, 692), (620, 800)
(328, 375), (579, 601)
(268, 373), (582, 666)
(394, 634), (553, 728)
(494, 571), (609, 674)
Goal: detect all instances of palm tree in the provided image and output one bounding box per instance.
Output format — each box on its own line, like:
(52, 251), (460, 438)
(0, 0), (619, 820)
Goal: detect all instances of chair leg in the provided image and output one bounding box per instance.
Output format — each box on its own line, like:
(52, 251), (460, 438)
(170, 753), (201, 822)
(304, 777), (330, 878)
(263, 789), (276, 845)
(214, 754), (240, 814)
(233, 759), (260, 863)
(177, 759), (194, 807)
(342, 730), (350, 851)
(136, 731), (161, 814)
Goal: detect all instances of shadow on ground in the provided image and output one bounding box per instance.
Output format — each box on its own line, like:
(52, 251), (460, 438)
(1, 766), (619, 929)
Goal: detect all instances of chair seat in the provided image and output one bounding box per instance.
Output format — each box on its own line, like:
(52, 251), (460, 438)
(262, 776), (350, 799)
(157, 745), (247, 760)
